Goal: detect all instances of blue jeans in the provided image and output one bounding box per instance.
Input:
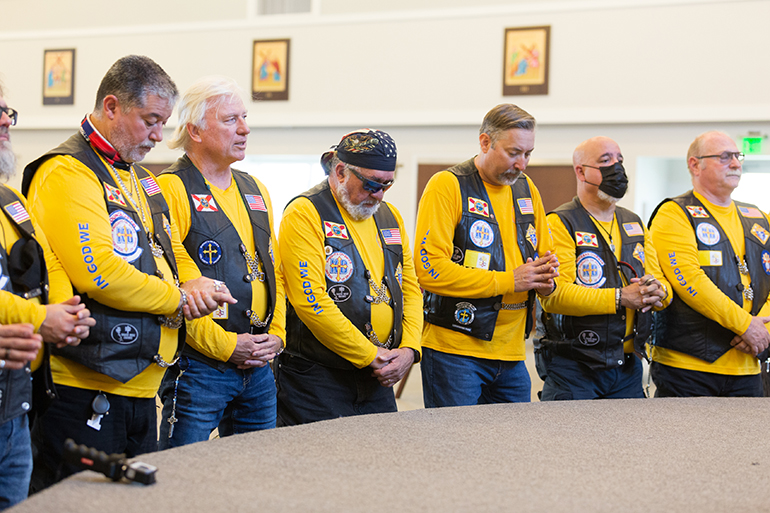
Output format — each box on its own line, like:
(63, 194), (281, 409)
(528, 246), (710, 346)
(421, 347), (531, 407)
(158, 357), (276, 450)
(540, 354), (644, 401)
(0, 415), (31, 510)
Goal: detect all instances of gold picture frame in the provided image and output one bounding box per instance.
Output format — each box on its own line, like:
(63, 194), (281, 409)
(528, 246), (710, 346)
(502, 26), (550, 96)
(43, 48), (76, 105)
(252, 39), (290, 101)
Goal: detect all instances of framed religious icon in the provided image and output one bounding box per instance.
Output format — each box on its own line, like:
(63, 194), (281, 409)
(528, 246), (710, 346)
(252, 39), (290, 101)
(43, 48), (76, 105)
(502, 26), (550, 96)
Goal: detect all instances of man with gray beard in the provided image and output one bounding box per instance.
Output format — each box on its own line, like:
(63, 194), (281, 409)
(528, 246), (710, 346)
(538, 136), (670, 400)
(0, 83), (94, 509)
(276, 129), (423, 425)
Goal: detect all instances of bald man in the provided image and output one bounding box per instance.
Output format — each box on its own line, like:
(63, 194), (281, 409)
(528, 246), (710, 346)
(647, 131), (770, 397)
(538, 137), (670, 400)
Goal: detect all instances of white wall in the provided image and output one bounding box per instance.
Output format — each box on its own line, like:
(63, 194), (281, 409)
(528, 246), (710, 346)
(2, 0), (769, 236)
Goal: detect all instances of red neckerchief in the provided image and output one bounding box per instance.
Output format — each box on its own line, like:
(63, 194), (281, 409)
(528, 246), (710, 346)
(79, 116), (130, 170)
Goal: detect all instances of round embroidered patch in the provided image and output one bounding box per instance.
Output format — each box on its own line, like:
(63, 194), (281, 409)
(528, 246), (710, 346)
(469, 220), (494, 248)
(328, 284), (352, 302)
(578, 330), (600, 346)
(454, 301), (476, 326)
(696, 222), (720, 246)
(198, 240), (222, 266)
(110, 323), (139, 345)
(110, 210), (143, 263)
(325, 252), (354, 283)
(576, 251), (606, 288)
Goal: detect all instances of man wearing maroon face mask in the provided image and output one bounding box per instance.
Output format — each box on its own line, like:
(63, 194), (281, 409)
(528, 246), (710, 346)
(538, 136), (670, 400)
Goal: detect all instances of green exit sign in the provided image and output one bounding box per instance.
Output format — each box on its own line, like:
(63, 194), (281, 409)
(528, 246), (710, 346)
(742, 136), (763, 155)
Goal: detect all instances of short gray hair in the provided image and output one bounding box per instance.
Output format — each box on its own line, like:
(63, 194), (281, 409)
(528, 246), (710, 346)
(94, 55), (178, 113)
(479, 104), (536, 146)
(168, 76), (245, 151)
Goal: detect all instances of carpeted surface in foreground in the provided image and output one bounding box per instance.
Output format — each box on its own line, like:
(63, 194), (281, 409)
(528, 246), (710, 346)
(13, 397), (770, 512)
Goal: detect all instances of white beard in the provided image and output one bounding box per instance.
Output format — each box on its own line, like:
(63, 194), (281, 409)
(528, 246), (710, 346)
(597, 189), (621, 204)
(336, 182), (380, 221)
(0, 141), (17, 182)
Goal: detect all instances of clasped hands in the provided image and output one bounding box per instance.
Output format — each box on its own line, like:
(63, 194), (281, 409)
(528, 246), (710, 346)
(180, 277), (238, 320)
(513, 251), (560, 295)
(370, 346), (415, 388)
(622, 274), (667, 313)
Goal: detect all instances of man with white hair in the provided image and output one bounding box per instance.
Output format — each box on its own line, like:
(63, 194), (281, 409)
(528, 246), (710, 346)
(276, 129), (422, 425)
(156, 76), (284, 447)
(538, 136), (670, 400)
(0, 82), (94, 509)
(648, 131), (770, 397)
(23, 56), (234, 490)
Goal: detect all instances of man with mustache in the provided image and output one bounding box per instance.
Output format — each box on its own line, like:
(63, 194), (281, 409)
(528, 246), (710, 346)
(537, 136), (670, 400)
(0, 82), (94, 510)
(276, 129), (422, 425)
(415, 104), (559, 407)
(22, 56), (235, 490)
(156, 76), (285, 447)
(648, 131), (770, 397)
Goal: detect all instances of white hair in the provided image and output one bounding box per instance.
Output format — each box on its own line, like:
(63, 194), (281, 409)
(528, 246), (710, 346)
(167, 76), (245, 151)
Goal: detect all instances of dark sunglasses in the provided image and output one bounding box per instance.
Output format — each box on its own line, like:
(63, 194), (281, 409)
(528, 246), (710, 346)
(347, 166), (394, 193)
(0, 106), (18, 126)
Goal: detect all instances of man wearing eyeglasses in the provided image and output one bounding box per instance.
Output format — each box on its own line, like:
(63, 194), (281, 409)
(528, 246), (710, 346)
(537, 136), (671, 401)
(0, 83), (95, 509)
(648, 131), (770, 397)
(276, 129), (422, 425)
(416, 104), (559, 407)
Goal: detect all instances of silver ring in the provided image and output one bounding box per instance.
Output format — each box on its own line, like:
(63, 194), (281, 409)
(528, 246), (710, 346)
(0, 359), (5, 369)
(213, 280), (224, 292)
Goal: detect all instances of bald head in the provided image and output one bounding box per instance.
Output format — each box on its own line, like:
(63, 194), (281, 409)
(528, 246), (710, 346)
(687, 131), (736, 174)
(687, 131), (742, 205)
(573, 136), (621, 169)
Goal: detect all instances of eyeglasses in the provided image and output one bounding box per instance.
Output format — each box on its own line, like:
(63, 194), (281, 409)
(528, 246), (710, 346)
(347, 166), (394, 193)
(696, 151), (744, 164)
(0, 106), (18, 126)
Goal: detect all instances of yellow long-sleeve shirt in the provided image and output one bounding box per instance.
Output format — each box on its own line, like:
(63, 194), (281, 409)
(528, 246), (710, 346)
(279, 188), (423, 369)
(415, 170), (555, 361)
(27, 153), (202, 397)
(156, 170), (286, 362)
(0, 185), (73, 371)
(649, 191), (767, 375)
(541, 209), (672, 353)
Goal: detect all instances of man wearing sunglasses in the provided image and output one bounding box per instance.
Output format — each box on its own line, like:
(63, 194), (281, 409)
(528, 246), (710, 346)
(538, 136), (670, 401)
(277, 129), (422, 425)
(648, 131), (770, 397)
(0, 83), (95, 509)
(416, 104), (559, 407)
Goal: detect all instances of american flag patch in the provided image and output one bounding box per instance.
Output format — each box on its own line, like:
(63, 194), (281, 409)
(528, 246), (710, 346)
(738, 206), (763, 218)
(245, 194), (267, 212)
(140, 176), (161, 195)
(5, 201), (30, 224)
(381, 228), (402, 245)
(517, 198), (534, 214)
(622, 222), (644, 237)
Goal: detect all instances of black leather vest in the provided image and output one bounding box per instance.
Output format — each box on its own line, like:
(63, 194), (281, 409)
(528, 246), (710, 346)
(542, 198), (651, 370)
(649, 191), (770, 362)
(165, 156), (277, 371)
(423, 159), (537, 341)
(23, 133), (180, 383)
(0, 185), (49, 423)
(285, 181), (404, 370)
